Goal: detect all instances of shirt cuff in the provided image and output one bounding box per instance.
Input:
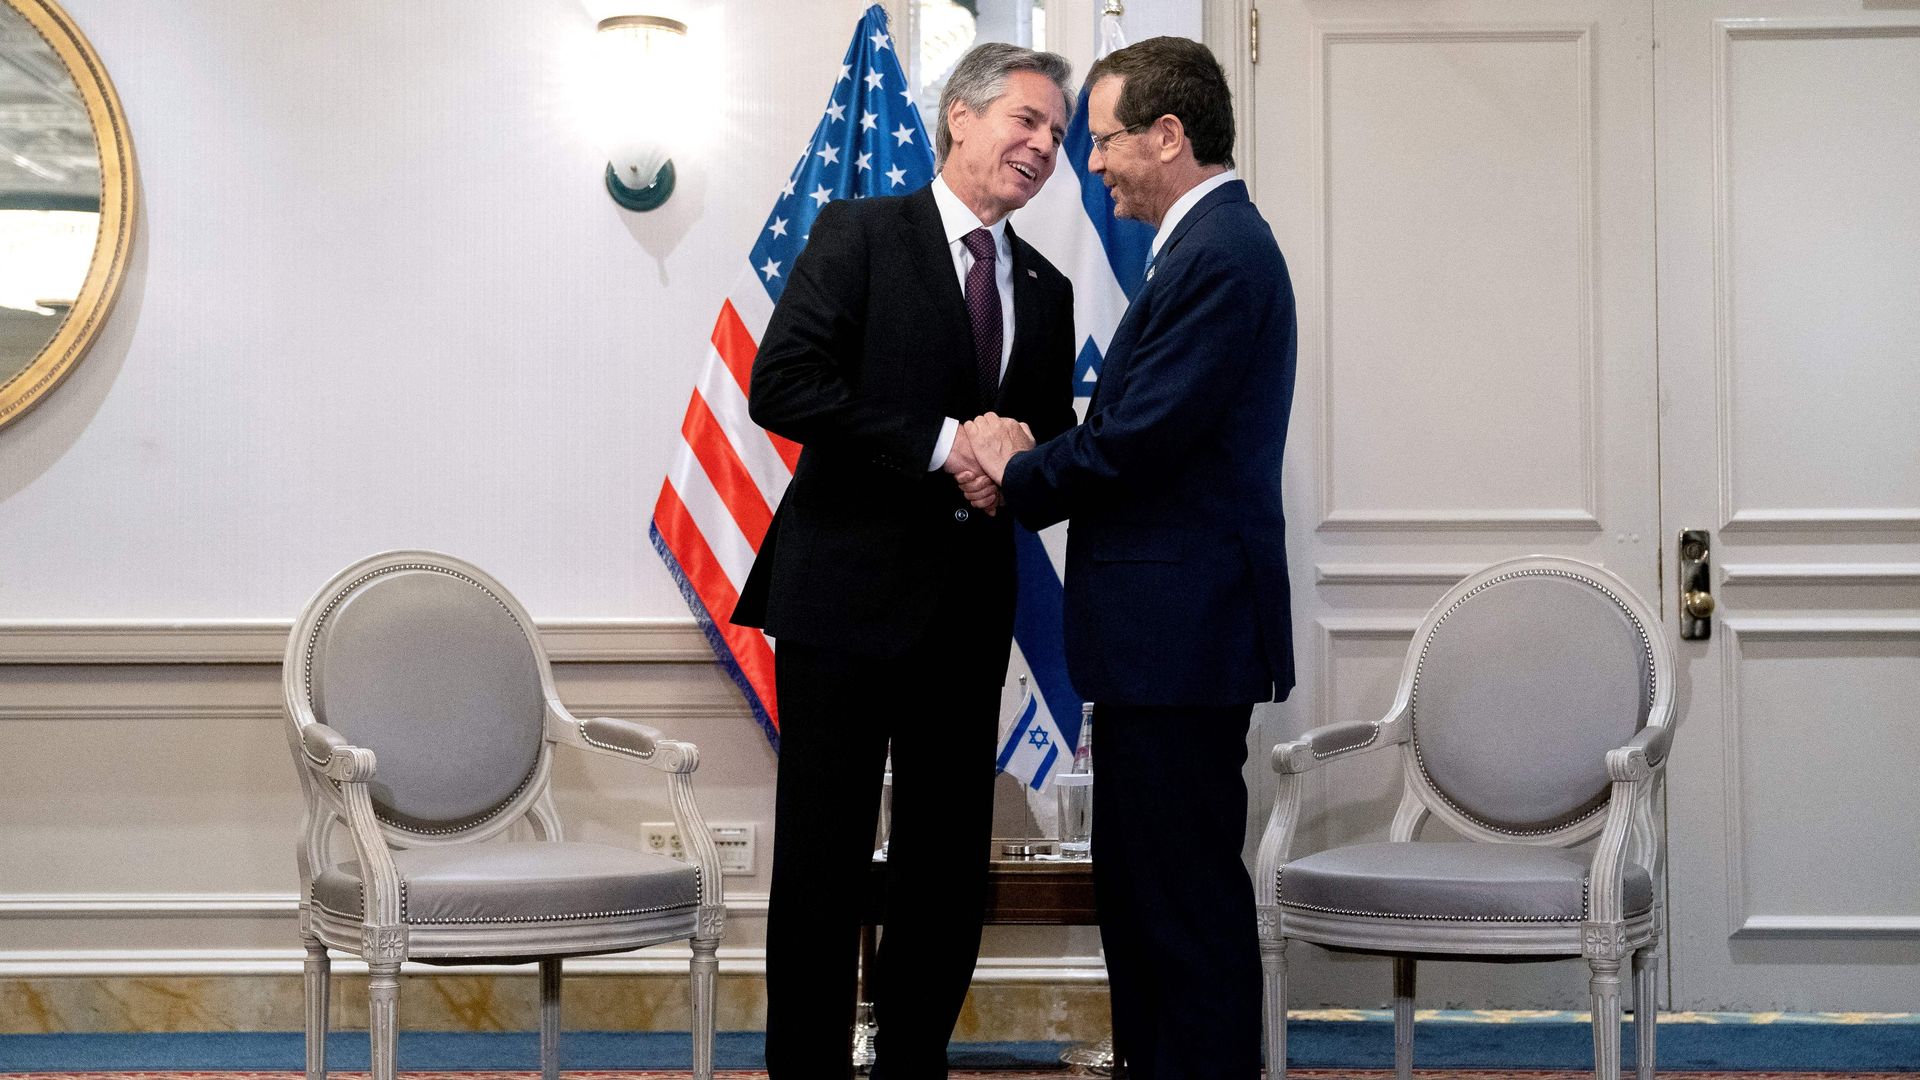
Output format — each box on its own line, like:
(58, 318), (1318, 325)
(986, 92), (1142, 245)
(928, 417), (960, 471)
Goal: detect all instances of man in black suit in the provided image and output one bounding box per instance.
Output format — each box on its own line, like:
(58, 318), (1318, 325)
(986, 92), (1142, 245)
(731, 42), (1079, 1080)
(966, 37), (1297, 1080)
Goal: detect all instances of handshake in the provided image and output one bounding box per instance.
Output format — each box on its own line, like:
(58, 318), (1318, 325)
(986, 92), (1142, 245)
(942, 412), (1036, 516)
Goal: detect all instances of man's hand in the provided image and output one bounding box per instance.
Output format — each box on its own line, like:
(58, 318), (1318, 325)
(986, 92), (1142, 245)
(943, 422), (1000, 515)
(962, 412), (1036, 485)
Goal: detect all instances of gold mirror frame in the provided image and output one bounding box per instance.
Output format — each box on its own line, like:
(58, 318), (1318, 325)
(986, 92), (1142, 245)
(0, 0), (136, 430)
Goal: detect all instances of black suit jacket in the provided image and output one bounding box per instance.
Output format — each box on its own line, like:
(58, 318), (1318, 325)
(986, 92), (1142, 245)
(732, 185), (1078, 663)
(1002, 180), (1297, 706)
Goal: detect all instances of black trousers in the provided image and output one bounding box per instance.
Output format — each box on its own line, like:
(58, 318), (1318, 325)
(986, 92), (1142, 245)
(1093, 702), (1262, 1080)
(763, 632), (1004, 1080)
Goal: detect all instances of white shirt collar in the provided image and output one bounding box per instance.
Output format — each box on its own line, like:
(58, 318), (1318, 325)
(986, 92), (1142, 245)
(1149, 169), (1237, 262)
(931, 174), (1010, 255)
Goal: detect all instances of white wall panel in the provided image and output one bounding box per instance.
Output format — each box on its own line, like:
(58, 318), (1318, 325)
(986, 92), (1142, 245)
(1725, 622), (1920, 931)
(0, 0), (868, 619)
(1320, 28), (1595, 529)
(1717, 25), (1920, 530)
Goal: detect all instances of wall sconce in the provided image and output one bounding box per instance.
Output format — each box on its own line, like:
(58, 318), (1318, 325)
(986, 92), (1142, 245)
(594, 14), (688, 211)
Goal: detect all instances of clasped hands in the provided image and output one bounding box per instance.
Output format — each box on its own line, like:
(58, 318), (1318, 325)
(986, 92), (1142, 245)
(942, 412), (1035, 516)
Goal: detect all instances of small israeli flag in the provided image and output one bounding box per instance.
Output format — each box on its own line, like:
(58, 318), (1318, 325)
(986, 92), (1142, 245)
(996, 683), (1067, 793)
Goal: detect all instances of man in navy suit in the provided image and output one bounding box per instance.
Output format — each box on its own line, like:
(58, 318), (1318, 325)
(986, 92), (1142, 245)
(966, 36), (1296, 1080)
(733, 43), (1079, 1080)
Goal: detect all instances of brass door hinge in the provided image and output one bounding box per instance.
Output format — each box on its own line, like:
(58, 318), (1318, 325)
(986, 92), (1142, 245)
(1251, 6), (1261, 65)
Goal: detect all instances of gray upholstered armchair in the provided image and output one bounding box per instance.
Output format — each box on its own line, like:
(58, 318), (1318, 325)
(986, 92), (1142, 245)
(1256, 556), (1676, 1080)
(281, 551), (724, 1080)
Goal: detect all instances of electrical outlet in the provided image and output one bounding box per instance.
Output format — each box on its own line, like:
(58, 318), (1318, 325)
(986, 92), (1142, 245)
(711, 823), (756, 876)
(640, 822), (684, 860)
(640, 822), (755, 874)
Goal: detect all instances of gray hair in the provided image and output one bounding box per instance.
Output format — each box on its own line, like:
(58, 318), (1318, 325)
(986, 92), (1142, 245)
(934, 42), (1074, 165)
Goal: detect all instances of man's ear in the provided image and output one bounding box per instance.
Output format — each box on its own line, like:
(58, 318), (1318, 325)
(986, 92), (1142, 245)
(1156, 114), (1187, 164)
(948, 100), (974, 146)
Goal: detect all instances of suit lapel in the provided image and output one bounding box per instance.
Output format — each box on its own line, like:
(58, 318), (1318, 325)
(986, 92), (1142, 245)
(1002, 222), (1045, 411)
(1091, 181), (1249, 413)
(899, 188), (975, 390)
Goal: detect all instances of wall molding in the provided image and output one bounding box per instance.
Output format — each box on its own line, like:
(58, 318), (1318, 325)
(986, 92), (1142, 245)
(0, 619), (713, 665)
(0, 891), (770, 919)
(1720, 563), (1920, 586)
(1314, 563), (1480, 586)
(1317, 509), (1602, 533)
(1735, 915), (1920, 938)
(0, 946), (1106, 983)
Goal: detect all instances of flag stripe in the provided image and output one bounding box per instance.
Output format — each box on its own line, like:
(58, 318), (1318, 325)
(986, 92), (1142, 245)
(1028, 745), (1060, 792)
(681, 390), (775, 549)
(665, 432), (757, 589)
(697, 344), (792, 513)
(712, 299), (803, 473)
(652, 484), (780, 731)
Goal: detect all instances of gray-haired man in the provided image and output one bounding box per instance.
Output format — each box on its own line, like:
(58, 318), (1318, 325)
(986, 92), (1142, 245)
(732, 42), (1079, 1080)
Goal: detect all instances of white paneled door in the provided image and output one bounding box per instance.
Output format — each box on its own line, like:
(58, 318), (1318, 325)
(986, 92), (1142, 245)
(1252, 0), (1662, 1009)
(1252, 0), (1919, 1009)
(1654, 1), (1920, 1010)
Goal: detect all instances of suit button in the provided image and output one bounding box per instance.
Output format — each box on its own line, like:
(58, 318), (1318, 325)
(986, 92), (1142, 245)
(954, 508), (970, 523)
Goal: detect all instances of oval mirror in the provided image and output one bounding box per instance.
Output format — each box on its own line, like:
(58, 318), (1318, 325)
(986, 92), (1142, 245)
(0, 0), (135, 431)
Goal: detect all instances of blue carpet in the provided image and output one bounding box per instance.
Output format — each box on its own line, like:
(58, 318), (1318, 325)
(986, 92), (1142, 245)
(1, 1023), (1916, 1072)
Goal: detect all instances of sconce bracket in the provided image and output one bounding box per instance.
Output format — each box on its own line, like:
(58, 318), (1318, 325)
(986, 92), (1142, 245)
(606, 161), (675, 212)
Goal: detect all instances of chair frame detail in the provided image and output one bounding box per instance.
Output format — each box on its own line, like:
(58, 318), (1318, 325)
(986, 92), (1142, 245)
(282, 551), (725, 1080)
(1255, 555), (1677, 1080)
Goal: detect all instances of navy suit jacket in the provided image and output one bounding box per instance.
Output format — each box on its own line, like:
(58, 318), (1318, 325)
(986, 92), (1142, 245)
(1002, 180), (1296, 706)
(733, 186), (1078, 663)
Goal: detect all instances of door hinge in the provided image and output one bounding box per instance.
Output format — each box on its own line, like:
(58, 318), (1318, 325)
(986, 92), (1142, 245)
(1250, 5), (1261, 65)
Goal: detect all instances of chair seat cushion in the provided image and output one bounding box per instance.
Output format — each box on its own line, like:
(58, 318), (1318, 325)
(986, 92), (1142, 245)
(312, 841), (699, 926)
(1277, 842), (1651, 922)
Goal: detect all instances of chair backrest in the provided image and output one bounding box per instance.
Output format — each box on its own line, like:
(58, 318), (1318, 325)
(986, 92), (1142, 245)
(283, 551), (557, 843)
(1399, 556), (1671, 845)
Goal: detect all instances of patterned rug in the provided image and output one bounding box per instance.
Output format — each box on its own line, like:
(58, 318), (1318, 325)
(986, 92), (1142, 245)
(7, 1060), (1912, 1068)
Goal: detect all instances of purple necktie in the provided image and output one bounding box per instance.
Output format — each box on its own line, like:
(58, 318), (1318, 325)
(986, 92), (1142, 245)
(962, 227), (1002, 409)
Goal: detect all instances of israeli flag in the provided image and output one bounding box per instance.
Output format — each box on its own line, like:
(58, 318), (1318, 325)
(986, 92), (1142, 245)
(996, 683), (1065, 792)
(995, 9), (1152, 815)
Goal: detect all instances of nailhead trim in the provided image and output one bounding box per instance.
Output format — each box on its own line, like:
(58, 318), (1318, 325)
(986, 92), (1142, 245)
(1314, 726), (1378, 759)
(1276, 865), (1593, 922)
(1409, 568), (1659, 838)
(301, 560), (540, 835)
(580, 724), (656, 759)
(312, 877), (697, 926)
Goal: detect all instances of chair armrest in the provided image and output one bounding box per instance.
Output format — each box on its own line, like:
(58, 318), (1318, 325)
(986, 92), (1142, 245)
(548, 704), (699, 774)
(1271, 720), (1387, 775)
(301, 723), (376, 782)
(1606, 725), (1673, 781)
(543, 704), (724, 938)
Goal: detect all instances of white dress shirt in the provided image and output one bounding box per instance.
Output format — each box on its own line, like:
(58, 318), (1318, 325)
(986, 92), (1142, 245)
(927, 174), (1016, 471)
(1146, 169), (1238, 276)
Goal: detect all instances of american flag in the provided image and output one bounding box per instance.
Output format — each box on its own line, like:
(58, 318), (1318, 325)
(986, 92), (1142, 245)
(649, 4), (932, 748)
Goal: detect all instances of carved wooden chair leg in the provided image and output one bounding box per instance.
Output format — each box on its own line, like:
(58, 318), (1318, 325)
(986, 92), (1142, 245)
(1633, 947), (1658, 1080)
(1262, 936), (1288, 1080)
(302, 935), (329, 1080)
(1589, 954), (1625, 1080)
(366, 962), (401, 1080)
(691, 936), (719, 1080)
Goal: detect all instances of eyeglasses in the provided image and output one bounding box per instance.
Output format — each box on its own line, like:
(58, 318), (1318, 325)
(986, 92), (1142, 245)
(1088, 121), (1150, 154)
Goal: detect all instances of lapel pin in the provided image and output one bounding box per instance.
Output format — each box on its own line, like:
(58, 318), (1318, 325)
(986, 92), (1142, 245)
(1026, 268), (1038, 278)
